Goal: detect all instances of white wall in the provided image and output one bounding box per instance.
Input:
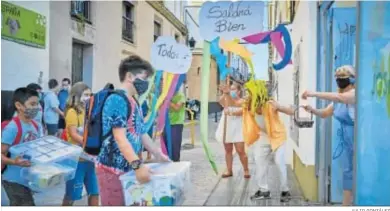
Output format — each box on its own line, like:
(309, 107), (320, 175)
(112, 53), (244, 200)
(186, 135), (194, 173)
(275, 1), (318, 166)
(1, 1), (50, 91)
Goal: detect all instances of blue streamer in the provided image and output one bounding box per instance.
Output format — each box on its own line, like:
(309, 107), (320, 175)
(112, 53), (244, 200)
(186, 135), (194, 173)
(144, 70), (163, 132)
(210, 37), (232, 81)
(243, 24), (292, 71)
(272, 24), (292, 71)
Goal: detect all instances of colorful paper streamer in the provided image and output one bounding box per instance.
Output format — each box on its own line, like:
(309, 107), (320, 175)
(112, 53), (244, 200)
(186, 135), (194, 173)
(243, 24), (292, 71)
(200, 41), (219, 175)
(210, 37), (232, 81)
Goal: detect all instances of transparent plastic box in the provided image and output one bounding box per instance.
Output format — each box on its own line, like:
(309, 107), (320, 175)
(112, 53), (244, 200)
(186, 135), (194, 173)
(9, 136), (83, 191)
(119, 162), (191, 206)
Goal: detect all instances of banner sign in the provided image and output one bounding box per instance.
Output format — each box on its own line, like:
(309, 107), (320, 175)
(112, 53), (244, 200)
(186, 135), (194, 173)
(151, 36), (192, 74)
(199, 1), (264, 41)
(1, 1), (47, 48)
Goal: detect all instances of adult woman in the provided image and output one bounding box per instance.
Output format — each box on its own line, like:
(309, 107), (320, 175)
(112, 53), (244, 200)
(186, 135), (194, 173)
(62, 82), (99, 206)
(302, 65), (356, 206)
(243, 81), (294, 202)
(216, 82), (250, 179)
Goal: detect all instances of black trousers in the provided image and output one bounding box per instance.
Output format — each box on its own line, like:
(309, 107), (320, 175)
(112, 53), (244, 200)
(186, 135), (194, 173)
(163, 124), (184, 162)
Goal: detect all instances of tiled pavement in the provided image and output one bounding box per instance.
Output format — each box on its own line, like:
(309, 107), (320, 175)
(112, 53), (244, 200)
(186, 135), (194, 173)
(30, 117), (311, 206)
(204, 153), (310, 206)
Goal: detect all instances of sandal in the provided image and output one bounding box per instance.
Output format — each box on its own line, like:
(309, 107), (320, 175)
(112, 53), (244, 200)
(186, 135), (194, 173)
(244, 170), (251, 179)
(222, 172), (233, 178)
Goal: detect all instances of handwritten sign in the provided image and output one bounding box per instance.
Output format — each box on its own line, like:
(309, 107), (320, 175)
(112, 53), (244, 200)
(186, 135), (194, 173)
(151, 36), (192, 74)
(199, 1), (264, 41)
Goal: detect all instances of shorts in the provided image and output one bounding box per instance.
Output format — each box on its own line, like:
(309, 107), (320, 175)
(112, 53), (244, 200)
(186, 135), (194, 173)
(58, 118), (66, 130)
(46, 123), (58, 135)
(65, 161), (99, 201)
(2, 181), (35, 206)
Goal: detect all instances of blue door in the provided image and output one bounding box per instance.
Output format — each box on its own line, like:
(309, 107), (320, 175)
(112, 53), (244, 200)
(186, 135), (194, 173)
(355, 1), (390, 205)
(329, 7), (357, 204)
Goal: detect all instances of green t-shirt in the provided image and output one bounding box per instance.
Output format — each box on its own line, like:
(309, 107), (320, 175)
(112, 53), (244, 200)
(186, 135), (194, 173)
(169, 92), (186, 125)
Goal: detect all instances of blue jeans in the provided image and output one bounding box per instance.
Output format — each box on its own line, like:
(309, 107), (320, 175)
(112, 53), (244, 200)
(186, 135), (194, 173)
(45, 123), (58, 135)
(65, 161), (99, 201)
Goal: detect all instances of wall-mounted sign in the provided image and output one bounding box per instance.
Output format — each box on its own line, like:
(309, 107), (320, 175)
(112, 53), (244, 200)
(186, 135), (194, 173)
(1, 1), (46, 48)
(151, 36), (192, 74)
(199, 1), (264, 41)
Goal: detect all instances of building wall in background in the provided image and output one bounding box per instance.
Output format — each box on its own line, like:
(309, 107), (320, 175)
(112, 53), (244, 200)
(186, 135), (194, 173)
(49, 1), (186, 92)
(271, 0), (318, 201)
(1, 1), (50, 91)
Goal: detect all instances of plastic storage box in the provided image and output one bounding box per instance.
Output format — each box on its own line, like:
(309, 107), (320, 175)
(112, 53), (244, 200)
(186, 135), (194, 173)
(119, 162), (191, 206)
(9, 136), (83, 191)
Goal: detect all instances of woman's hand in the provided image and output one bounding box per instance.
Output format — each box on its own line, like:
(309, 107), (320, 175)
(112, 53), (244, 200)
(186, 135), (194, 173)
(302, 90), (314, 100)
(219, 84), (230, 94)
(224, 109), (230, 116)
(303, 105), (314, 113)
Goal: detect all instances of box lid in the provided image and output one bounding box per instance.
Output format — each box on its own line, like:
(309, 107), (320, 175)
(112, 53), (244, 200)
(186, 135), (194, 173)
(9, 136), (83, 164)
(119, 161), (191, 181)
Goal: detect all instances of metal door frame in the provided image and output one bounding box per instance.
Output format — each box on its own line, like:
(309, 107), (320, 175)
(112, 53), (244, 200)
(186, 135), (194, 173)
(317, 0), (335, 204)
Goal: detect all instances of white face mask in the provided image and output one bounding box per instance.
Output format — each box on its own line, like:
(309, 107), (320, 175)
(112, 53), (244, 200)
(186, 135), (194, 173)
(81, 96), (90, 104)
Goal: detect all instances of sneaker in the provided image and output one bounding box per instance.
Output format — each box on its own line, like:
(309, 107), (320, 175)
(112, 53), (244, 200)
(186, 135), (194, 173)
(250, 190), (271, 200)
(280, 191), (291, 202)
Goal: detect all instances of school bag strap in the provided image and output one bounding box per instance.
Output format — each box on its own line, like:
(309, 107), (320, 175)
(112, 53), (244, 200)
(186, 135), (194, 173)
(83, 95), (95, 149)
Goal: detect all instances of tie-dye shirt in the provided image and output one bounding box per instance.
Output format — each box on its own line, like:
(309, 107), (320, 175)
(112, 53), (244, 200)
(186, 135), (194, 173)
(96, 90), (145, 172)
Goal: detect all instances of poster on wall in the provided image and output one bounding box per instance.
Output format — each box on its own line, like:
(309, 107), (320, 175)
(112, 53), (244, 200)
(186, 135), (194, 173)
(199, 1), (264, 41)
(1, 1), (46, 49)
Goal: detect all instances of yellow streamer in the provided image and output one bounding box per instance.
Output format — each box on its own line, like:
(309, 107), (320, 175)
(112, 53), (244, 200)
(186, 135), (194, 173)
(155, 72), (174, 109)
(219, 38), (253, 60)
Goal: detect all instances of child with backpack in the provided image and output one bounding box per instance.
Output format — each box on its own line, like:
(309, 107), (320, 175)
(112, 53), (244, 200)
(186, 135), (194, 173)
(88, 55), (170, 205)
(61, 82), (99, 206)
(1, 87), (43, 206)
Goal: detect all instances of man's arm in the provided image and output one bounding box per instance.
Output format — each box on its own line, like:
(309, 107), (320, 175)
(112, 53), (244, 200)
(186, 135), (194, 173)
(113, 128), (139, 162)
(50, 94), (64, 117)
(141, 134), (170, 162)
(268, 100), (294, 116)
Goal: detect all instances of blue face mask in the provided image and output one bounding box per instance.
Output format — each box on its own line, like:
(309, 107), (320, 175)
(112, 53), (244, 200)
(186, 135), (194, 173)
(230, 91), (237, 98)
(133, 78), (149, 96)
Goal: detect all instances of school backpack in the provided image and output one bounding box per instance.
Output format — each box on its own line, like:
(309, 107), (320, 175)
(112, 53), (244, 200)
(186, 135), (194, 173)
(1, 117), (38, 174)
(82, 89), (132, 156)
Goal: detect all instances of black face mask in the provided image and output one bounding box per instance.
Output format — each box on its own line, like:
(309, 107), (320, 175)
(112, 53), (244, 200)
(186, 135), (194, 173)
(336, 78), (351, 89)
(133, 78), (149, 95)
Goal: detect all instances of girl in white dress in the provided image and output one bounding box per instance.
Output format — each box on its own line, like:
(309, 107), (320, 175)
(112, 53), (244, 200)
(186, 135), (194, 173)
(215, 82), (250, 179)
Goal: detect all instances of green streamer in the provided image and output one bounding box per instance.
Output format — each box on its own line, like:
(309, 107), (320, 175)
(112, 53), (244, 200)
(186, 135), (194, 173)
(200, 41), (218, 175)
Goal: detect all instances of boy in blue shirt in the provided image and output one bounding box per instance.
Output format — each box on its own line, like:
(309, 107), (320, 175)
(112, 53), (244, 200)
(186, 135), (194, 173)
(95, 55), (170, 205)
(43, 79), (64, 135)
(1, 87), (43, 206)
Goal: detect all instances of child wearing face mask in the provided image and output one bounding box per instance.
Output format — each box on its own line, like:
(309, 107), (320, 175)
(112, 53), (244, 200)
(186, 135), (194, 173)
(62, 82), (99, 206)
(1, 87), (43, 205)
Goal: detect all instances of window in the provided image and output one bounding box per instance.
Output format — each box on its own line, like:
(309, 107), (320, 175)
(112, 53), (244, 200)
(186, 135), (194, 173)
(154, 21), (161, 41)
(122, 1), (135, 43)
(70, 1), (91, 22)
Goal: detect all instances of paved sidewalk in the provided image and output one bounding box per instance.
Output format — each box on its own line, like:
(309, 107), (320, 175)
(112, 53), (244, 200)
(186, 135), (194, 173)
(205, 146), (309, 206)
(33, 118), (225, 206)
